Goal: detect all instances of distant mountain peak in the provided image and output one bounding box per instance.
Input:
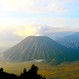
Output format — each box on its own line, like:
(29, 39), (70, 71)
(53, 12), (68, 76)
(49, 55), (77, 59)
(57, 32), (79, 49)
(3, 36), (79, 64)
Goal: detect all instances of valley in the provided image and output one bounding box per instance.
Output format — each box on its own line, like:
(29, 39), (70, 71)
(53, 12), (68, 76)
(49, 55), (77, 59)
(0, 61), (79, 79)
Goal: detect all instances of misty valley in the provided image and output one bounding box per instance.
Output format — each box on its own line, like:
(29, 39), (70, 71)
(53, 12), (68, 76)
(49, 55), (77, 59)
(0, 33), (79, 79)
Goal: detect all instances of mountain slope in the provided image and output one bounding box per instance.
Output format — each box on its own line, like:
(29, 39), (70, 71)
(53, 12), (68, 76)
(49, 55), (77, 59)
(57, 32), (79, 49)
(3, 36), (79, 64)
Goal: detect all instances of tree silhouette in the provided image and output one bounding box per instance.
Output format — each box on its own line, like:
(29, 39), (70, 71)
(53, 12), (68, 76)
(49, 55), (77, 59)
(0, 64), (46, 79)
(23, 68), (27, 73)
(28, 64), (38, 74)
(0, 68), (3, 72)
(20, 64), (46, 79)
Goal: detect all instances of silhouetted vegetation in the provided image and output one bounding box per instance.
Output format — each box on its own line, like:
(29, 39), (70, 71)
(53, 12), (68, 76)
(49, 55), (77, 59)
(0, 64), (46, 79)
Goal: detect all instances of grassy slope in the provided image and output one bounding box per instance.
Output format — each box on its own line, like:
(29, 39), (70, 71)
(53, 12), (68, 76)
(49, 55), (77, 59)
(0, 61), (79, 79)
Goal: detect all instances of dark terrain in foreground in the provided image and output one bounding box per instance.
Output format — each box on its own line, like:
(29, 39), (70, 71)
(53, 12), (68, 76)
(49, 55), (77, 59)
(0, 61), (79, 79)
(0, 64), (46, 79)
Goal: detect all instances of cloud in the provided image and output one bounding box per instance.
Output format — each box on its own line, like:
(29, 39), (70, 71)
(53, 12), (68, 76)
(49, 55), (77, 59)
(46, 27), (79, 33)
(14, 24), (38, 37)
(37, 17), (79, 28)
(0, 0), (78, 27)
(0, 0), (69, 14)
(13, 24), (48, 37)
(12, 23), (79, 38)
(0, 16), (79, 37)
(0, 27), (5, 32)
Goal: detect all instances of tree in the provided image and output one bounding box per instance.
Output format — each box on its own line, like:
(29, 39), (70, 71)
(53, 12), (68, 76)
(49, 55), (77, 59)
(0, 68), (3, 72)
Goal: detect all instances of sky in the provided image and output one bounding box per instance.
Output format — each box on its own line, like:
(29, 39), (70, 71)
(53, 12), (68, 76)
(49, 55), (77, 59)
(0, 0), (79, 51)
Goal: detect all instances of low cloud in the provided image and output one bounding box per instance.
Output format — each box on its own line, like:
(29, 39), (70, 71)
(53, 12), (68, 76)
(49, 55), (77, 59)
(13, 24), (79, 37)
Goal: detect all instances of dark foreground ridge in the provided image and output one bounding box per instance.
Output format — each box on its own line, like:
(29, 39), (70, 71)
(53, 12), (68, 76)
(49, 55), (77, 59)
(0, 64), (46, 79)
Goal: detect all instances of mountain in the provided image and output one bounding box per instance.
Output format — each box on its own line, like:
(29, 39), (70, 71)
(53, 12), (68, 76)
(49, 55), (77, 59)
(50, 32), (73, 40)
(3, 36), (79, 64)
(57, 32), (79, 49)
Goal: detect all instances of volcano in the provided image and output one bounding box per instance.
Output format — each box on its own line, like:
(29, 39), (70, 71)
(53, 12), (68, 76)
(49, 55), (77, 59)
(3, 36), (79, 64)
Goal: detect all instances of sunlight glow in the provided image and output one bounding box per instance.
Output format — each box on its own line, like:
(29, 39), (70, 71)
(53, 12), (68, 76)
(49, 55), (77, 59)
(14, 24), (39, 37)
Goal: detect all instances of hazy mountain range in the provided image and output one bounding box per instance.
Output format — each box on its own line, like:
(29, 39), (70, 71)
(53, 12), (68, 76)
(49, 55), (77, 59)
(57, 32), (79, 49)
(50, 32), (74, 40)
(3, 36), (79, 64)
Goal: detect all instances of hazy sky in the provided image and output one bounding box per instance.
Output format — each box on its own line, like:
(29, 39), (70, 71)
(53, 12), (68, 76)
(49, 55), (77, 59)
(0, 0), (79, 51)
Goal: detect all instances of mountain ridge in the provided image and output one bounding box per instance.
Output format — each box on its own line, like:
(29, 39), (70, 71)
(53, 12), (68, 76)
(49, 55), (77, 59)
(3, 36), (79, 64)
(57, 32), (79, 49)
